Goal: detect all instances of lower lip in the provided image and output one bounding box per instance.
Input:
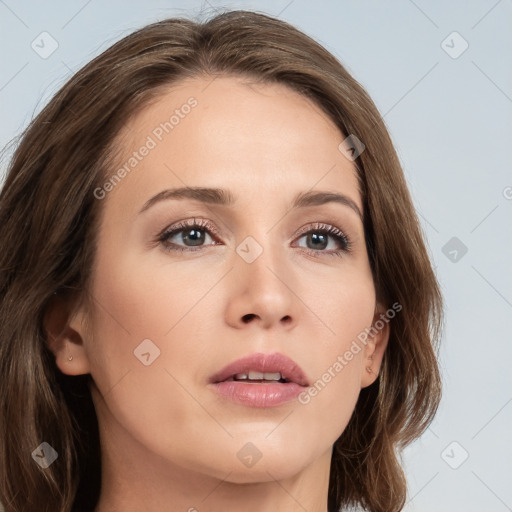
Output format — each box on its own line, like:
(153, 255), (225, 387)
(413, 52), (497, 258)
(210, 381), (305, 407)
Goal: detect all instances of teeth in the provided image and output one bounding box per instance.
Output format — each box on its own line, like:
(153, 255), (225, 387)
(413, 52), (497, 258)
(234, 371), (283, 381)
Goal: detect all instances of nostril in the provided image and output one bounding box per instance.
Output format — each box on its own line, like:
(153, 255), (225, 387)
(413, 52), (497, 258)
(242, 314), (257, 323)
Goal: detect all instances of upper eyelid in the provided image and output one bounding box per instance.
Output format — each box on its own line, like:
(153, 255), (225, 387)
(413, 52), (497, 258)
(294, 222), (345, 236)
(161, 218), (219, 235)
(161, 219), (350, 244)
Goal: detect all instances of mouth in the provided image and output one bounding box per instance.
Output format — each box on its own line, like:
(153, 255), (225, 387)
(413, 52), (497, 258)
(209, 352), (309, 386)
(221, 371), (290, 383)
(208, 352), (309, 408)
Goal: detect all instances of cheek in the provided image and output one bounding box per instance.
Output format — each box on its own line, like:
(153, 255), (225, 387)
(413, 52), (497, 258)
(83, 242), (220, 392)
(293, 272), (376, 430)
(84, 250), (225, 460)
(304, 266), (376, 363)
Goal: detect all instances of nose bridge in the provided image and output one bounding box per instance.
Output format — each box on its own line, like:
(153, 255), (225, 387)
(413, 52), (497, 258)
(232, 201), (279, 273)
(235, 230), (284, 293)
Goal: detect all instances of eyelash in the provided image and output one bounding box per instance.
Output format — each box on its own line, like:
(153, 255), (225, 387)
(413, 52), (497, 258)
(157, 218), (352, 258)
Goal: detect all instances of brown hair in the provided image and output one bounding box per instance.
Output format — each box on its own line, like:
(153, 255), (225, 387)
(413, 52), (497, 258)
(0, 10), (442, 512)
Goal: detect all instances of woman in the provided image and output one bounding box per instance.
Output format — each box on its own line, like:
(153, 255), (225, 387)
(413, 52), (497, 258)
(0, 10), (442, 512)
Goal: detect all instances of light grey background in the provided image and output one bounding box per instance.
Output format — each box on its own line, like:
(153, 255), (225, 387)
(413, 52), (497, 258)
(1, 1), (511, 511)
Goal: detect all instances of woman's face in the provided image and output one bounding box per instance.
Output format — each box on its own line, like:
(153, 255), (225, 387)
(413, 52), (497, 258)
(65, 75), (387, 483)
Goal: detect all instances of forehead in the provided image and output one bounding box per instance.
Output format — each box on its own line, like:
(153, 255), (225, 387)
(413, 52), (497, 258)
(106, 75), (362, 214)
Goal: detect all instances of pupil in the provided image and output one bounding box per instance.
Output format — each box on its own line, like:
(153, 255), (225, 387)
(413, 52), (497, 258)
(308, 233), (327, 250)
(183, 228), (204, 246)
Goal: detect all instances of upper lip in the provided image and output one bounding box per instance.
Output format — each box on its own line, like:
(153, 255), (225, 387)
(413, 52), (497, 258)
(209, 352), (309, 386)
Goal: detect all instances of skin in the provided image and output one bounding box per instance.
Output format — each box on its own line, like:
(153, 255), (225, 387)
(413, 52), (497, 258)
(46, 75), (389, 512)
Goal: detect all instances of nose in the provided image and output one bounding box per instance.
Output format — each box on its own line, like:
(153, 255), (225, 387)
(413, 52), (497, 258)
(224, 242), (298, 331)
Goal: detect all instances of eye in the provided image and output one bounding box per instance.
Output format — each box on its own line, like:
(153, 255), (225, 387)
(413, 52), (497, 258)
(158, 218), (220, 253)
(294, 223), (351, 257)
(157, 219), (351, 257)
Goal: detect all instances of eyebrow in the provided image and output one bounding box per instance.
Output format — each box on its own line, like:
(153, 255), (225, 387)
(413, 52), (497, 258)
(139, 186), (363, 220)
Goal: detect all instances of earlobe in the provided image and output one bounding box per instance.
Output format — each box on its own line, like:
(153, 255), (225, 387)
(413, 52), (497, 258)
(44, 295), (91, 376)
(360, 305), (391, 388)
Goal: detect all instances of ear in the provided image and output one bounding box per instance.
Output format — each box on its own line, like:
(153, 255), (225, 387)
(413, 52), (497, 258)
(360, 303), (391, 388)
(44, 294), (91, 375)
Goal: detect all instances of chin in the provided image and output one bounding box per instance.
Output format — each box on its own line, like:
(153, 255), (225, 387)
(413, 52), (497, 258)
(218, 459), (311, 484)
(192, 442), (320, 484)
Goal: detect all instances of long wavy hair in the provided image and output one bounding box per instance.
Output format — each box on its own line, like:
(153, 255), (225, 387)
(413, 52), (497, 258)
(0, 10), (442, 512)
